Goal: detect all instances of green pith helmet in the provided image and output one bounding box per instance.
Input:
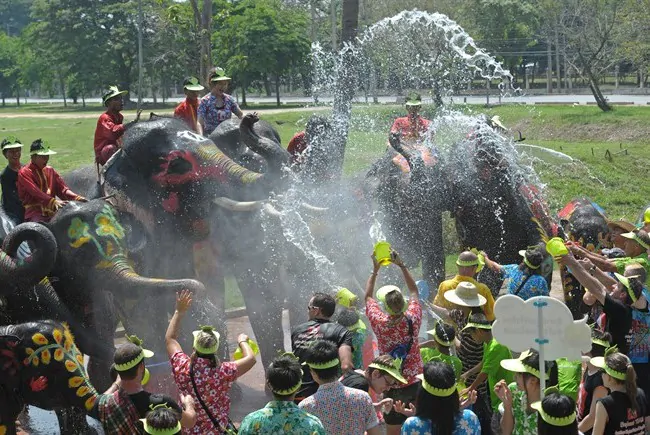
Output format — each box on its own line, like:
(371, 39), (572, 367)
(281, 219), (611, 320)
(405, 92), (422, 106)
(29, 139), (57, 156)
(183, 76), (204, 91)
(102, 85), (128, 105)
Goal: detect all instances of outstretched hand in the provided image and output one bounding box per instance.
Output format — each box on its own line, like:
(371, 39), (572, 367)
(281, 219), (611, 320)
(394, 400), (416, 417)
(371, 253), (380, 273)
(390, 249), (406, 268)
(460, 389), (478, 409)
(175, 289), (193, 313)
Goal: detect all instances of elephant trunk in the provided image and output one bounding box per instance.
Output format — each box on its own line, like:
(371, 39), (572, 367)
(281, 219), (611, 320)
(0, 223), (58, 290)
(109, 259), (206, 295)
(239, 114), (290, 176)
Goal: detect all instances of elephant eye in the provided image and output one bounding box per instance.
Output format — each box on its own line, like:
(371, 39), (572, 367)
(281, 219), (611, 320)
(167, 156), (192, 175)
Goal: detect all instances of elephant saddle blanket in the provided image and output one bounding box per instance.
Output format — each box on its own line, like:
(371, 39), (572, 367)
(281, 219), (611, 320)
(97, 388), (141, 434)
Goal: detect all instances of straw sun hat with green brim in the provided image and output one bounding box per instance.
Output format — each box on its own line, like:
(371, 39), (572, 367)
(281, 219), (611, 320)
(140, 404), (182, 435)
(115, 335), (155, 386)
(613, 272), (642, 303)
(461, 318), (493, 332)
(102, 85), (128, 105)
(529, 388), (577, 427)
(369, 358), (408, 385)
(621, 231), (650, 251)
(209, 67), (231, 82)
(590, 348), (628, 381)
(443, 281), (487, 308)
(192, 325), (220, 355)
(376, 285), (408, 315)
(183, 76), (204, 92)
(29, 139), (57, 156)
(405, 92), (422, 106)
(499, 349), (549, 379)
(518, 249), (542, 270)
(606, 219), (637, 234)
(1, 136), (23, 150)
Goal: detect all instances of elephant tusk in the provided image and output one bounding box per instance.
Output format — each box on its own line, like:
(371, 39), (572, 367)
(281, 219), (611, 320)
(300, 202), (329, 213)
(262, 203), (282, 217)
(212, 197), (264, 212)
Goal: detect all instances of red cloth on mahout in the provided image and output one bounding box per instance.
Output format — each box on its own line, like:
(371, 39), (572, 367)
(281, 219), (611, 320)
(287, 131), (308, 164)
(94, 111), (125, 165)
(174, 98), (200, 132)
(17, 162), (80, 222)
(390, 115), (431, 141)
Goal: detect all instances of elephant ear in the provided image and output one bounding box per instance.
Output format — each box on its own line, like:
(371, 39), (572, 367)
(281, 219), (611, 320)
(0, 335), (22, 379)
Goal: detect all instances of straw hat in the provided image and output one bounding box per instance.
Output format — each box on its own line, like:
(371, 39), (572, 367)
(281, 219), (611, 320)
(443, 282), (487, 307)
(606, 219), (636, 233)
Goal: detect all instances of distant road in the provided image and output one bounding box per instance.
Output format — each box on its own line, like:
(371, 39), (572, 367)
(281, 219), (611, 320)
(7, 93), (650, 107)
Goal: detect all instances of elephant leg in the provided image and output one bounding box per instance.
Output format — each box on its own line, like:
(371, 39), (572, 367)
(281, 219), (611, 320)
(55, 407), (96, 435)
(0, 391), (21, 435)
(232, 259), (285, 371)
(477, 267), (505, 299)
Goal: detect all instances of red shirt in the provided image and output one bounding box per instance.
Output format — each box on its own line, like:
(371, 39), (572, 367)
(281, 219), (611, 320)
(366, 298), (423, 386)
(170, 351), (238, 434)
(17, 162), (81, 222)
(174, 98), (199, 133)
(390, 115), (431, 142)
(94, 111), (125, 164)
(287, 131), (308, 164)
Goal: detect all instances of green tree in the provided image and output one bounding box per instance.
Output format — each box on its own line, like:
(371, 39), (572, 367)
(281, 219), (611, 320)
(0, 31), (20, 106)
(214, 0), (311, 107)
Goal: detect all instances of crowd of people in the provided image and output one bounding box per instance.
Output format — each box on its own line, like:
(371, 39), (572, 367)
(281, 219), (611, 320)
(3, 73), (650, 435)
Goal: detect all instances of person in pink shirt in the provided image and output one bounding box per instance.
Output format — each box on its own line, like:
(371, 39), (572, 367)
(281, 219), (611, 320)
(165, 290), (256, 434)
(364, 248), (423, 435)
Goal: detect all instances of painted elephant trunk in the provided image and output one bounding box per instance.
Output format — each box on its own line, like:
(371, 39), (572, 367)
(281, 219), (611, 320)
(110, 260), (206, 295)
(0, 223), (57, 290)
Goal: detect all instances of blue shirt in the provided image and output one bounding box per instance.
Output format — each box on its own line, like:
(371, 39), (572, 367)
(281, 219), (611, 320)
(197, 93), (240, 134)
(239, 401), (326, 435)
(503, 264), (549, 300)
(401, 409), (481, 435)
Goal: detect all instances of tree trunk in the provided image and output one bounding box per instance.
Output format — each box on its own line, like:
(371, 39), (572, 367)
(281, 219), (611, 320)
(554, 24), (561, 91)
(190, 0), (212, 86)
(331, 0), (337, 51)
(263, 76), (272, 97)
(587, 72), (612, 112)
(546, 39), (553, 94)
(241, 84), (247, 107)
(82, 93), (86, 108)
(330, 0), (359, 180)
(59, 77), (67, 108)
(275, 74), (281, 107)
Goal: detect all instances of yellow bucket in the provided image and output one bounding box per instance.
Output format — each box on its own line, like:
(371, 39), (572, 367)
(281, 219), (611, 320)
(336, 288), (358, 308)
(546, 237), (569, 257)
(374, 241), (392, 266)
(233, 339), (260, 360)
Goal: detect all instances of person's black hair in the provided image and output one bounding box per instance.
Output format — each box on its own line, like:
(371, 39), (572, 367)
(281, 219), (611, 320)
(145, 406), (181, 434)
(519, 248), (544, 276)
(537, 392), (578, 435)
(520, 349), (559, 389)
(267, 355), (303, 400)
(305, 339), (340, 382)
(311, 292), (336, 318)
(415, 362), (459, 435)
(336, 308), (359, 328)
(113, 343), (145, 380)
(622, 275), (645, 306)
(434, 322), (456, 346)
(590, 329), (612, 357)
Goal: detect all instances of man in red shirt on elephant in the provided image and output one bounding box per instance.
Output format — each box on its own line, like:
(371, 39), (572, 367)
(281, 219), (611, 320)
(94, 86), (133, 165)
(17, 139), (86, 223)
(174, 76), (205, 134)
(390, 93), (431, 144)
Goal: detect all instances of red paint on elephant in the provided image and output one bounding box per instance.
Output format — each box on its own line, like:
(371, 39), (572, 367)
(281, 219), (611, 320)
(152, 150), (228, 188)
(29, 376), (48, 392)
(162, 192), (180, 213)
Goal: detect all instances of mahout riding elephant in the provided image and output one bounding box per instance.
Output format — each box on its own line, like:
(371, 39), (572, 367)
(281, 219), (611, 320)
(0, 320), (103, 435)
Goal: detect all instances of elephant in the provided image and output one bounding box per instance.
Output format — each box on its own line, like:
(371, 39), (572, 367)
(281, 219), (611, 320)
(365, 117), (558, 296)
(0, 320), (104, 435)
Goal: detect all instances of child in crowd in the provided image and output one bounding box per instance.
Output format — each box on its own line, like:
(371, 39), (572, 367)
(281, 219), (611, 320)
(420, 321), (463, 382)
(142, 405), (182, 435)
(578, 329), (612, 435)
(531, 389), (579, 435)
(336, 307), (369, 369)
(494, 348), (559, 435)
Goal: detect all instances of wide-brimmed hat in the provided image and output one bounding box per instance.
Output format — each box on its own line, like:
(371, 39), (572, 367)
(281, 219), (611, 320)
(518, 248), (542, 269)
(606, 219), (636, 233)
(461, 316), (493, 332)
(621, 231), (650, 251)
(614, 272), (642, 303)
(183, 76), (204, 91)
(443, 282), (487, 307)
(405, 92), (422, 106)
(377, 285), (407, 314)
(29, 139), (57, 156)
(1, 136), (23, 150)
(102, 85), (128, 105)
(500, 349), (549, 379)
(209, 67), (231, 82)
(490, 115), (506, 130)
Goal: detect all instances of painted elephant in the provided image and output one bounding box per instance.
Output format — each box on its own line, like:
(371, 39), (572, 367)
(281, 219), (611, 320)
(0, 320), (103, 435)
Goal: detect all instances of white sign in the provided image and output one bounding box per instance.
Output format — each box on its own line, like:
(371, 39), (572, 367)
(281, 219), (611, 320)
(492, 295), (592, 361)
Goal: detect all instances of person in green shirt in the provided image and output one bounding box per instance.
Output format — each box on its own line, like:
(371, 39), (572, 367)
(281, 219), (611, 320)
(420, 321), (463, 382)
(459, 314), (513, 412)
(494, 348), (559, 435)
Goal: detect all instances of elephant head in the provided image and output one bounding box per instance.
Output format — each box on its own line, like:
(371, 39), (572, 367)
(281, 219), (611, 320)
(0, 222), (57, 291)
(103, 113), (290, 241)
(0, 320), (101, 434)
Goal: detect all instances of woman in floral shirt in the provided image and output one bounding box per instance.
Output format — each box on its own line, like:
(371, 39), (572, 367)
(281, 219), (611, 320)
(483, 247), (549, 301)
(165, 290), (256, 434)
(494, 349), (559, 435)
(197, 67), (243, 135)
(400, 361), (481, 435)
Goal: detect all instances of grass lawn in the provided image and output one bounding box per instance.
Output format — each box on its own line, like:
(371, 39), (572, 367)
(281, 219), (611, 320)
(2, 103), (649, 307)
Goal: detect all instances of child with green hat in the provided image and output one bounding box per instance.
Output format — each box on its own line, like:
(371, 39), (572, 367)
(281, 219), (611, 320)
(336, 308), (369, 369)
(420, 321), (463, 382)
(1, 136), (25, 223)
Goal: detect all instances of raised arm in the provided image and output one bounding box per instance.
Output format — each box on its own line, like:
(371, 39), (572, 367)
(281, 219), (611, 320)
(391, 250), (418, 300)
(234, 333), (256, 378)
(165, 290), (192, 358)
(558, 254), (608, 305)
(365, 253), (380, 302)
